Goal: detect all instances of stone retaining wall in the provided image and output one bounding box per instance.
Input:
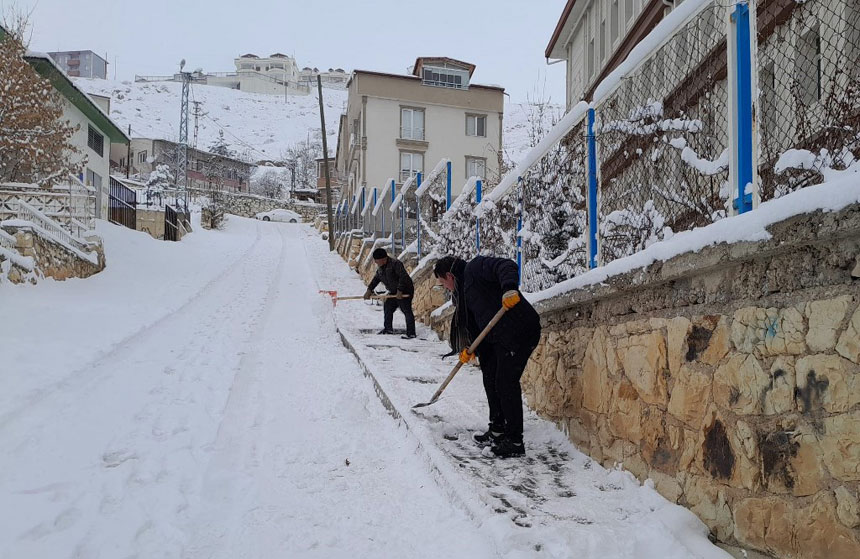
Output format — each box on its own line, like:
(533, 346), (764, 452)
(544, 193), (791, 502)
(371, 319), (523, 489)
(524, 204), (860, 559)
(2, 223), (104, 281)
(190, 189), (323, 221)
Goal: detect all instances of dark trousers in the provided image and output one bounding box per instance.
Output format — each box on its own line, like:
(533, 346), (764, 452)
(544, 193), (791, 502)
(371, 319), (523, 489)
(478, 338), (538, 442)
(383, 297), (416, 336)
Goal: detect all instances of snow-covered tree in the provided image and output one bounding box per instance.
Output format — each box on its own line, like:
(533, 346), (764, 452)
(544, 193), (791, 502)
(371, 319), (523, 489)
(281, 139), (321, 193)
(0, 25), (83, 186)
(250, 166), (288, 199)
(208, 130), (234, 158)
(143, 164), (173, 206)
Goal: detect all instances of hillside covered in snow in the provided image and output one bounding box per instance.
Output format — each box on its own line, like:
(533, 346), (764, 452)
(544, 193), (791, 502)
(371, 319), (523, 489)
(74, 77), (560, 169)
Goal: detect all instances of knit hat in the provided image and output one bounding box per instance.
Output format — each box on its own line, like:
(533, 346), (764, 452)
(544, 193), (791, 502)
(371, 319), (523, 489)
(372, 248), (388, 260)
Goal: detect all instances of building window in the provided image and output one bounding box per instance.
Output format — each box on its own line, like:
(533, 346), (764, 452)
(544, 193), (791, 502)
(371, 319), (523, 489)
(421, 66), (468, 89)
(400, 152), (423, 182)
(588, 38), (595, 78)
(400, 107), (425, 140)
(611, 0), (619, 45)
(797, 25), (821, 106)
(466, 157), (486, 180)
(626, 0), (634, 24)
(85, 168), (102, 189)
(600, 18), (606, 63)
(138, 150), (147, 164)
(87, 125), (104, 157)
(196, 159), (203, 171)
(465, 114), (486, 137)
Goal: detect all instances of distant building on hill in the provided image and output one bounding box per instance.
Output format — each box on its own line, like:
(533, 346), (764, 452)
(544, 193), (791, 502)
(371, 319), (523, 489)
(47, 50), (108, 79)
(135, 53), (348, 96)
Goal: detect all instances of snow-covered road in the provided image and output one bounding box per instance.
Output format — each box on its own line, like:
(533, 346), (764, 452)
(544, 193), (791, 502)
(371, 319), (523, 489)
(0, 218), (495, 558)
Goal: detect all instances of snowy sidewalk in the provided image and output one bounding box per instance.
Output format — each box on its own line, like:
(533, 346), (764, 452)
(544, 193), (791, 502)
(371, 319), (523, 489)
(305, 228), (731, 559)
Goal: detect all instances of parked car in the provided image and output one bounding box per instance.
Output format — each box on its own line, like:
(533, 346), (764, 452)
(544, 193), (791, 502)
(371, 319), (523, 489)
(255, 209), (302, 223)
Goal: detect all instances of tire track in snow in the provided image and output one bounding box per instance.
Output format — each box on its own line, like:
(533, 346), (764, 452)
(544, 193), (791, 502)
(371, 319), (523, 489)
(0, 222), (263, 432)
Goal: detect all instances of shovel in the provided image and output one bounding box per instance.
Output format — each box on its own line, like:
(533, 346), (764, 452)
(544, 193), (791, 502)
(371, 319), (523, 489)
(413, 306), (507, 409)
(319, 290), (411, 307)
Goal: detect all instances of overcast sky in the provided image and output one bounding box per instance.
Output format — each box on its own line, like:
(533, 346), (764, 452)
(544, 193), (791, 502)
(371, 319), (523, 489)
(10, 0), (567, 103)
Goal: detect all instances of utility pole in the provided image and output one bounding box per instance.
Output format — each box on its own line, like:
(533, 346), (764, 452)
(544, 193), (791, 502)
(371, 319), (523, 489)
(177, 60), (191, 213)
(317, 75), (335, 251)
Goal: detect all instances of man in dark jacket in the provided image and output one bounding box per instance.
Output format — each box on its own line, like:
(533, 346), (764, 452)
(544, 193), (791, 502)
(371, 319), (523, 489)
(433, 254), (541, 458)
(365, 248), (416, 339)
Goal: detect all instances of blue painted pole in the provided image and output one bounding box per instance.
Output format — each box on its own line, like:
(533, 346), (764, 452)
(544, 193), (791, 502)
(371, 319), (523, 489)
(390, 179), (396, 254)
(351, 195), (355, 231)
(587, 108), (599, 269)
(360, 188), (365, 232)
(415, 172), (422, 258)
(516, 176), (523, 286)
(734, 2), (754, 214)
(475, 179), (482, 252)
(400, 199), (405, 254)
(446, 160), (452, 210)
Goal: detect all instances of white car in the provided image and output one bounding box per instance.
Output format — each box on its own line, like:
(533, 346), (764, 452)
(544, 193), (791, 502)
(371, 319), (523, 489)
(255, 209), (302, 223)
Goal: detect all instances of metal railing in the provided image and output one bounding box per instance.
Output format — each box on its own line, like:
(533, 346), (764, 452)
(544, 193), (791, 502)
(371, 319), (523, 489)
(15, 200), (91, 253)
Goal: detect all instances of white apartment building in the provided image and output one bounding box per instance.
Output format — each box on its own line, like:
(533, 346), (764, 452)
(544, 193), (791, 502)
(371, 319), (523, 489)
(335, 57), (504, 209)
(25, 52), (129, 219)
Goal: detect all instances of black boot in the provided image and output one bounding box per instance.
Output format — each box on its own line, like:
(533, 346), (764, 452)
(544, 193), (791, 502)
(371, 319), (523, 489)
(401, 333), (417, 339)
(471, 429), (503, 447)
(490, 437), (525, 458)
(378, 328), (394, 335)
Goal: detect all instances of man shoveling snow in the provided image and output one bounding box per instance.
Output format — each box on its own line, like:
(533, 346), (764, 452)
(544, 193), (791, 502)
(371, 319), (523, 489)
(364, 248), (416, 339)
(433, 255), (541, 458)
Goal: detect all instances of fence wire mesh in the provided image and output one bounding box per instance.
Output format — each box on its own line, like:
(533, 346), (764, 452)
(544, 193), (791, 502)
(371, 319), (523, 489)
(416, 165), (449, 258)
(757, 0), (860, 200)
(594, 2), (729, 265)
(518, 123), (589, 292)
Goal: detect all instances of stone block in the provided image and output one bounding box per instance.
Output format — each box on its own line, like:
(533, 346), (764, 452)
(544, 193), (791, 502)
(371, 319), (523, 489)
(763, 356), (796, 415)
(667, 365), (711, 427)
(820, 412), (860, 482)
(684, 474), (734, 542)
(733, 496), (794, 556)
(667, 316), (691, 376)
(806, 296), (853, 352)
(582, 327), (613, 414)
(834, 486), (860, 528)
(714, 354), (769, 415)
(609, 380), (642, 443)
(701, 317), (731, 366)
(836, 306), (860, 364)
(795, 491), (860, 559)
(731, 306), (806, 357)
(796, 355), (860, 414)
(617, 330), (669, 407)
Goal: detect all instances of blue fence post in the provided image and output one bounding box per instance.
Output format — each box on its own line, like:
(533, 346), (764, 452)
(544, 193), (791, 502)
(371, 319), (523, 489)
(733, 2), (754, 214)
(475, 179), (482, 252)
(516, 176), (524, 286)
(587, 108), (599, 269)
(360, 188), (366, 233)
(446, 160), (452, 210)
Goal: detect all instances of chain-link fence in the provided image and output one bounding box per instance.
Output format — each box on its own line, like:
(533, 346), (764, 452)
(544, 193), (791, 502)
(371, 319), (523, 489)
(415, 161), (450, 259)
(757, 0), (860, 200)
(518, 122), (589, 292)
(594, 1), (729, 264)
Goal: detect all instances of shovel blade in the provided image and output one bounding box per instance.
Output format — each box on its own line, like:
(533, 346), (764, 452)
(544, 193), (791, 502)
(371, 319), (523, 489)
(412, 398), (436, 409)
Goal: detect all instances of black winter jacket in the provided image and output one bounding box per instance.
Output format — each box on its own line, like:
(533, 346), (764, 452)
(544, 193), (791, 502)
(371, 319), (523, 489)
(451, 256), (541, 351)
(368, 258), (414, 295)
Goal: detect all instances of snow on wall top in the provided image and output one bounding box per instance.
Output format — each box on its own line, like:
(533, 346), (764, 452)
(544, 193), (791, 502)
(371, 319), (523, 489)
(527, 172), (860, 302)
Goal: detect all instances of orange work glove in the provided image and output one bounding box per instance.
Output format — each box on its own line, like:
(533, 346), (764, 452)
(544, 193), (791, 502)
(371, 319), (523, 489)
(459, 348), (474, 364)
(502, 290), (521, 310)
